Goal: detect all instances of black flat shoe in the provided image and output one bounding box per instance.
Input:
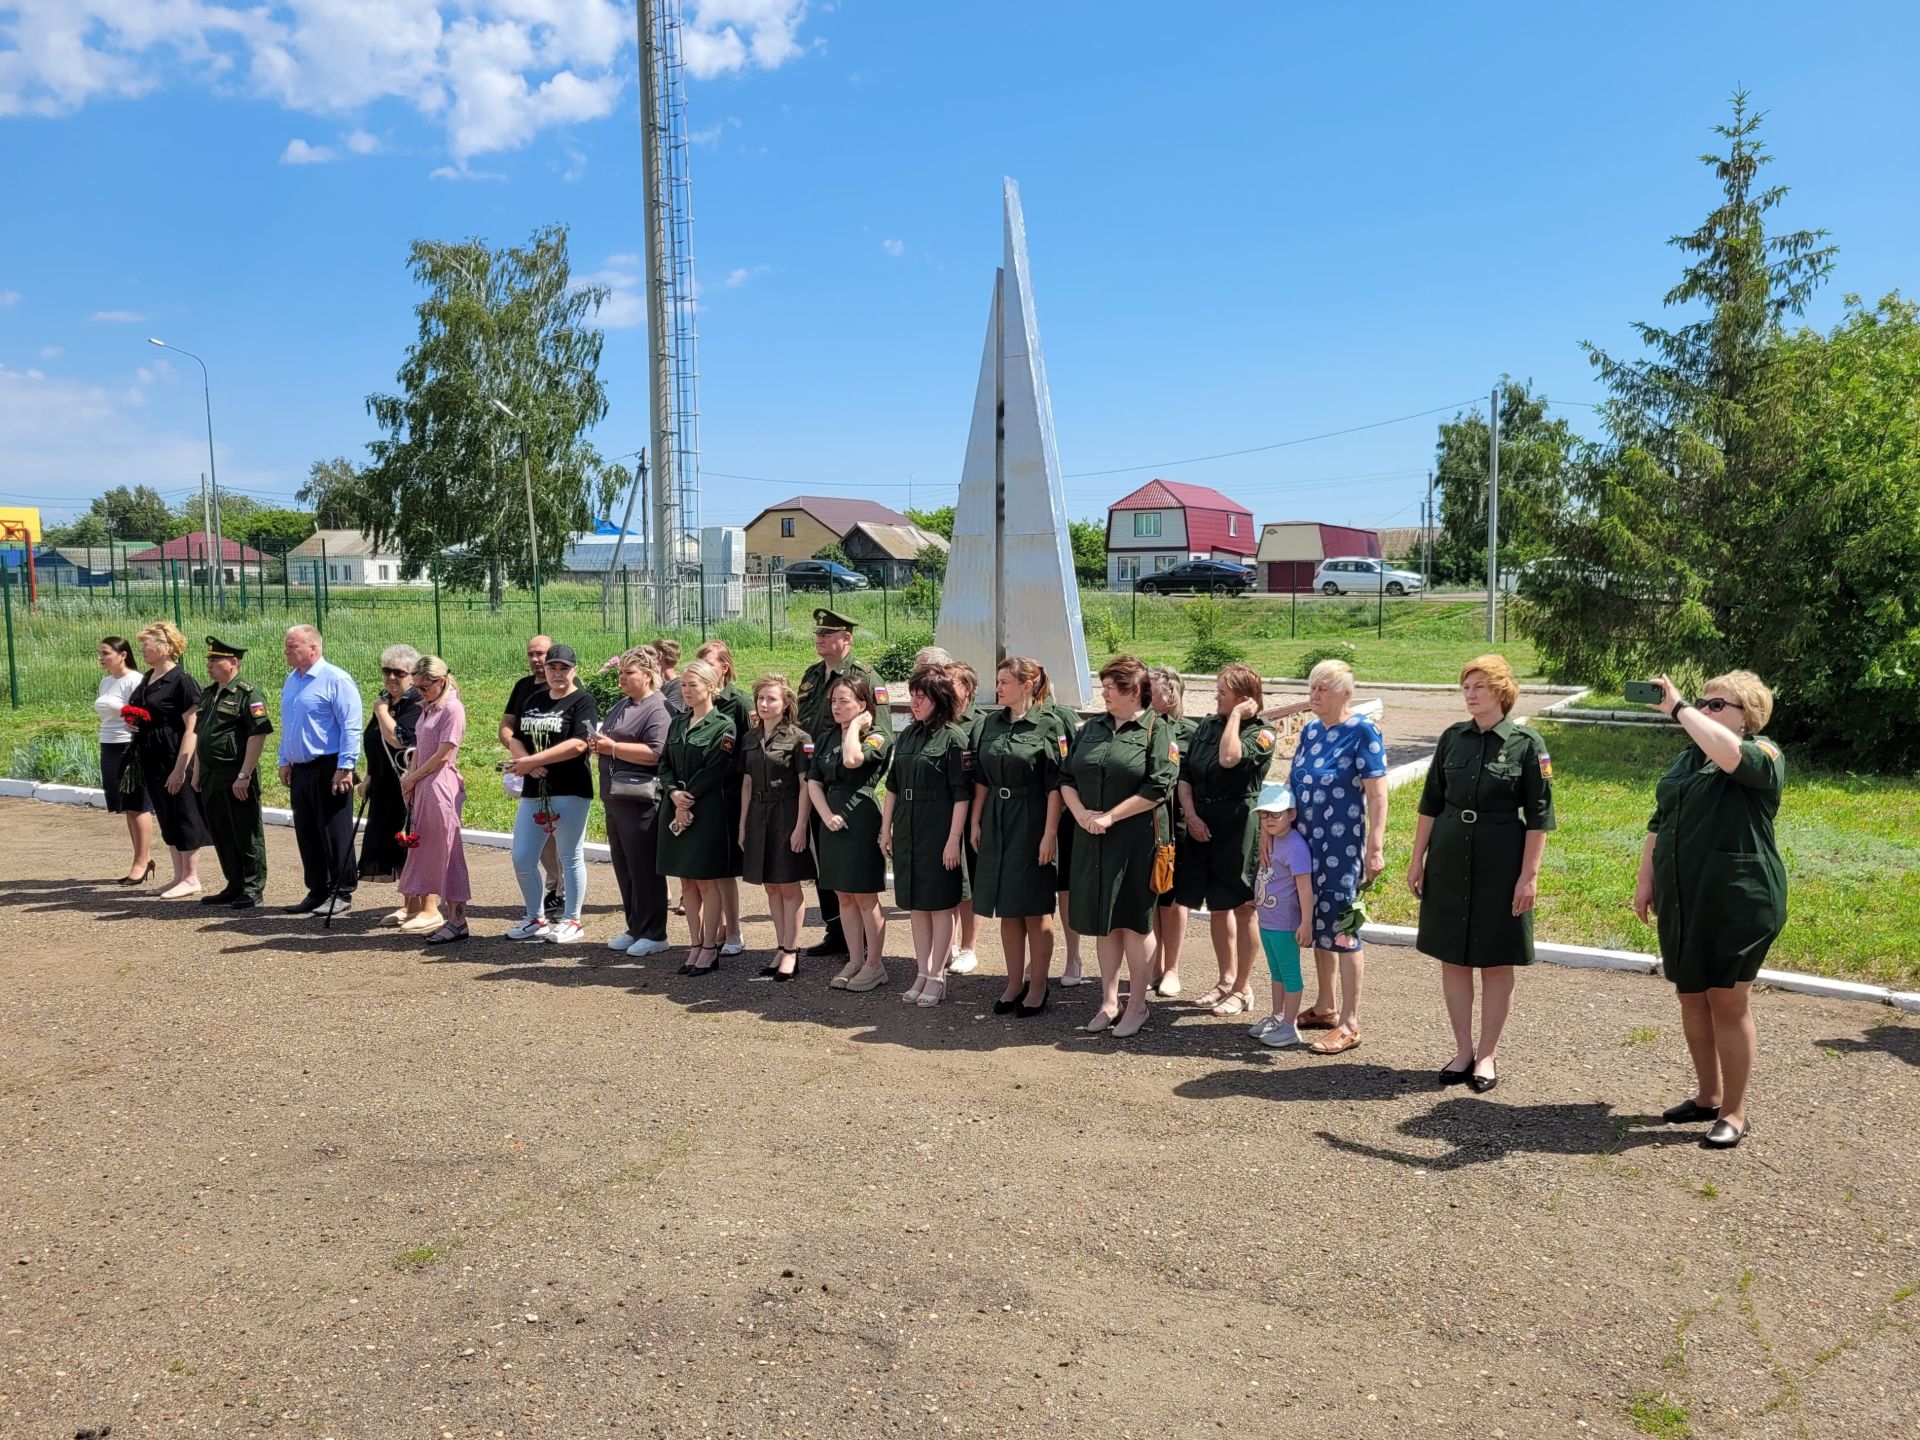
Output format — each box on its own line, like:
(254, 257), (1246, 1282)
(1702, 1118), (1749, 1149)
(1438, 1060), (1474, 1085)
(1468, 1066), (1499, 1094)
(1016, 984), (1050, 1018)
(803, 936), (849, 960)
(199, 889), (241, 905)
(228, 894), (259, 909)
(993, 995), (1022, 1015)
(283, 894), (325, 914)
(1661, 1098), (1720, 1125)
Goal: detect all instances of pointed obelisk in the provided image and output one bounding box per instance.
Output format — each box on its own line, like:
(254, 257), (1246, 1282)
(937, 179), (1092, 707)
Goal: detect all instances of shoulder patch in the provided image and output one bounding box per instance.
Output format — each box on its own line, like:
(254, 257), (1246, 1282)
(1168, 740), (1179, 763)
(1537, 751), (1553, 780)
(719, 732), (735, 753)
(864, 732), (886, 751)
(1254, 728), (1276, 752)
(873, 683), (890, 704)
(1056, 733), (1069, 757)
(802, 740), (816, 756)
(248, 699), (267, 716)
(1756, 738), (1781, 761)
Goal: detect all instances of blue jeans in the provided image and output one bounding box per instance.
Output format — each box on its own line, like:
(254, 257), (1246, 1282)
(513, 795), (589, 920)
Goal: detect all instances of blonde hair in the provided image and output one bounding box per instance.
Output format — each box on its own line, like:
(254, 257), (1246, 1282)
(751, 673), (799, 731)
(1460, 653), (1519, 715)
(1148, 665), (1184, 716)
(1704, 669), (1774, 734)
(679, 657), (722, 694)
(411, 654), (450, 683)
(619, 645), (661, 675)
(136, 620), (187, 662)
(1217, 662), (1263, 708)
(695, 639), (736, 684)
(948, 660), (979, 702)
(1307, 658), (1355, 695)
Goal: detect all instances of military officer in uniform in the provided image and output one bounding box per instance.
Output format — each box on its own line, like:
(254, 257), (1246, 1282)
(795, 608), (880, 958)
(1633, 669), (1785, 1151)
(187, 635), (273, 907)
(1407, 655), (1555, 1094)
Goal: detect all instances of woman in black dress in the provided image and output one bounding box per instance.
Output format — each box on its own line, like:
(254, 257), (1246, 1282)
(737, 674), (816, 979)
(697, 640), (752, 956)
(128, 621), (211, 899)
(362, 644), (423, 919)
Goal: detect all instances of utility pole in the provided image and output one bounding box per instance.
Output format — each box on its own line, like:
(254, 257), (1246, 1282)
(200, 472), (213, 602)
(1423, 469), (1434, 590)
(210, 472), (226, 612)
(637, 0), (678, 624)
(1485, 385), (1501, 643)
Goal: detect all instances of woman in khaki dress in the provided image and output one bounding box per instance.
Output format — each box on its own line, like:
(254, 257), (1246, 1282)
(737, 674), (815, 980)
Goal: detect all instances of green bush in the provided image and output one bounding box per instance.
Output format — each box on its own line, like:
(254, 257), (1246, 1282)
(870, 630), (935, 682)
(1293, 642), (1358, 678)
(1179, 596), (1247, 672)
(1182, 639), (1248, 673)
(8, 729), (101, 785)
(581, 661), (624, 716)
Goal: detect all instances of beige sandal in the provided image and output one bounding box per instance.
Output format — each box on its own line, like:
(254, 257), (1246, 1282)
(1308, 1025), (1361, 1055)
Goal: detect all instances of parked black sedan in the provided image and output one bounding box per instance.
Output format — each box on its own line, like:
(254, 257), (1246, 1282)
(781, 559), (871, 592)
(1133, 559), (1256, 595)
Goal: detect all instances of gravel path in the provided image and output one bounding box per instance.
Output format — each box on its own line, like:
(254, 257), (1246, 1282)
(3, 802), (1916, 1438)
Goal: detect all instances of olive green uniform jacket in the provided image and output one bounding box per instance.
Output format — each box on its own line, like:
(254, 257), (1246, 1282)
(656, 707), (739, 880)
(887, 722), (971, 911)
(972, 706), (1067, 918)
(1174, 711), (1276, 911)
(1060, 710), (1179, 937)
(1649, 736), (1787, 992)
(1415, 719), (1556, 967)
(737, 722), (816, 886)
(195, 677), (273, 898)
(809, 722), (892, 894)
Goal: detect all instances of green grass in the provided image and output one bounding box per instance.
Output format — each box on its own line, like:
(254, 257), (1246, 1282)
(1627, 1393), (1693, 1438)
(0, 581), (1530, 840)
(391, 1236), (466, 1271)
(1369, 721), (1920, 984)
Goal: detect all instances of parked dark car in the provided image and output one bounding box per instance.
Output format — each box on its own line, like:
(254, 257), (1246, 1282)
(1134, 559), (1256, 596)
(781, 559), (870, 592)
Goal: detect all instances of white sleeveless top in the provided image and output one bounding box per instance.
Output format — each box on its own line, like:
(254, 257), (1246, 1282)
(95, 670), (142, 743)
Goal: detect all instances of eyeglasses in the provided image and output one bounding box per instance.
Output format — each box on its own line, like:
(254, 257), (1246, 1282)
(1698, 697), (1744, 714)
(381, 667), (408, 678)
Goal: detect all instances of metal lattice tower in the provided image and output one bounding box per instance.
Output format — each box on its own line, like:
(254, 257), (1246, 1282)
(659, 0), (702, 558)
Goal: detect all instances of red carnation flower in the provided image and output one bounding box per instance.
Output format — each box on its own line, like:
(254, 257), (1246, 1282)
(120, 705), (152, 726)
(394, 830), (421, 849)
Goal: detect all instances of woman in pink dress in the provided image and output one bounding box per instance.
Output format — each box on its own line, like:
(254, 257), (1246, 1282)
(397, 655), (470, 943)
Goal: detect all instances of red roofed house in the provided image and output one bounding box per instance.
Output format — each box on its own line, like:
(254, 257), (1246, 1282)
(125, 532), (265, 585)
(1103, 479), (1255, 591)
(1254, 521), (1382, 593)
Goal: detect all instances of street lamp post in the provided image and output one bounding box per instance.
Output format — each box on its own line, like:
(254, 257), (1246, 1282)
(149, 337), (225, 611)
(491, 398), (542, 632)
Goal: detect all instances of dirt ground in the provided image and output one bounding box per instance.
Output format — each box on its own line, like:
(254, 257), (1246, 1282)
(3, 802), (1916, 1440)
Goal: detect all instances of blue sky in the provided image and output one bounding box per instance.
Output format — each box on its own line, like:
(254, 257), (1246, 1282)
(4, 1), (1917, 535)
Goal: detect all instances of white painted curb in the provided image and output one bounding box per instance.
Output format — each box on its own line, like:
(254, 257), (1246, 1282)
(0, 778), (36, 798)
(1381, 757), (1431, 793)
(1173, 672), (1587, 695)
(32, 783), (106, 808)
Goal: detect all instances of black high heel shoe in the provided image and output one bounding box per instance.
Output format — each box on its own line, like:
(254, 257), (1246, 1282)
(993, 992), (1022, 1015)
(773, 948), (798, 983)
(1016, 982), (1050, 1018)
(119, 860), (156, 886)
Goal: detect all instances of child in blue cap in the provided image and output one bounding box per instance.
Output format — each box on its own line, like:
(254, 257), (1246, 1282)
(1251, 782), (1313, 1047)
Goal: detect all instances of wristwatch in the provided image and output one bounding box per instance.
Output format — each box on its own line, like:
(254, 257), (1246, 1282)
(1669, 699), (1690, 719)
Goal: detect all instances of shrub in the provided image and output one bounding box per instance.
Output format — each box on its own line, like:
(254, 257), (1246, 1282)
(1183, 639), (1247, 673)
(869, 630), (935, 682)
(8, 729), (101, 786)
(1293, 642), (1358, 679)
(1179, 595), (1247, 672)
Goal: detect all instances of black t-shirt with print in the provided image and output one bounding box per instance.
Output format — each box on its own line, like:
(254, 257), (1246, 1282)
(514, 687), (600, 799)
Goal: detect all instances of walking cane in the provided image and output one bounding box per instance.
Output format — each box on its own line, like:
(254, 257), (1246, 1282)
(324, 768), (369, 931)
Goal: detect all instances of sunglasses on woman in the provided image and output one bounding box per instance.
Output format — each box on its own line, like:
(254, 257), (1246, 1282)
(1697, 697), (1743, 714)
(381, 667), (409, 678)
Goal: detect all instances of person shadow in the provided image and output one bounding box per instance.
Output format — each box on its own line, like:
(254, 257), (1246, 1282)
(1314, 1096), (1703, 1172)
(1814, 1021), (1920, 1068)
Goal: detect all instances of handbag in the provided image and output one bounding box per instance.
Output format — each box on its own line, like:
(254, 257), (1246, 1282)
(1146, 712), (1176, 894)
(609, 772), (660, 803)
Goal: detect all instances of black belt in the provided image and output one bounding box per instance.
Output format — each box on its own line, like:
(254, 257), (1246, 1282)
(291, 754), (340, 768)
(1445, 804), (1521, 826)
(992, 785), (1037, 799)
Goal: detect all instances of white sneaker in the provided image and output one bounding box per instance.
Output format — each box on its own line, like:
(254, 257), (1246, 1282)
(948, 948), (979, 975)
(1261, 1020), (1303, 1049)
(606, 931), (638, 951)
(1248, 1013), (1281, 1039)
(506, 917), (549, 942)
(719, 938), (745, 957)
(546, 919), (586, 944)
(313, 895), (352, 918)
(626, 936), (670, 958)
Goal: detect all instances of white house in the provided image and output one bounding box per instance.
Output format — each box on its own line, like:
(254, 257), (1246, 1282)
(286, 530), (426, 587)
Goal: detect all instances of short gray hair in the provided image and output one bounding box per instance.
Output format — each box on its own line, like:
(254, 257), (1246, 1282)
(913, 645), (954, 669)
(285, 624), (320, 645)
(380, 643), (421, 671)
(1307, 658), (1355, 695)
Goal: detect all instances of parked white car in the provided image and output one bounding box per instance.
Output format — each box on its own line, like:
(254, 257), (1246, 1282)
(1313, 557), (1427, 597)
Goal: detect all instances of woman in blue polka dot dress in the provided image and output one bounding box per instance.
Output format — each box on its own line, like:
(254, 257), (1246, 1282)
(1287, 658), (1389, 1055)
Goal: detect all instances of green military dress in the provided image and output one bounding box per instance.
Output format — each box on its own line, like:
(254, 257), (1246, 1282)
(1648, 735), (1787, 992)
(1174, 711), (1275, 911)
(713, 683), (752, 876)
(737, 722), (816, 886)
(972, 706), (1067, 918)
(809, 720), (892, 894)
(1060, 710), (1179, 936)
(887, 721), (971, 911)
(1155, 713), (1198, 909)
(1038, 699), (1085, 895)
(1415, 718), (1556, 967)
(656, 706), (739, 880)
(195, 677), (273, 900)
(797, 658), (878, 746)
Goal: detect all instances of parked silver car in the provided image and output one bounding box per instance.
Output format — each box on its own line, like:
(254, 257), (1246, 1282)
(1313, 557), (1427, 597)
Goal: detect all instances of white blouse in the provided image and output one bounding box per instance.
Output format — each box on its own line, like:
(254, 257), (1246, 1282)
(95, 670), (142, 743)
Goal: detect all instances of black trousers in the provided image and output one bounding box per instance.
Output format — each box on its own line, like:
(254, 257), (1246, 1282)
(813, 876), (842, 935)
(290, 756), (357, 899)
(605, 797), (668, 942)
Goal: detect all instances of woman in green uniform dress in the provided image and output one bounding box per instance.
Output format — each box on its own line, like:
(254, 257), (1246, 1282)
(1406, 655), (1555, 1094)
(1038, 677), (1088, 987)
(947, 661), (987, 976)
(1177, 663), (1279, 1016)
(970, 657), (1066, 1016)
(737, 674), (815, 980)
(1060, 655), (1180, 1038)
(1633, 670), (1785, 1150)
(698, 640), (752, 956)
(881, 666), (972, 1007)
(1145, 668), (1197, 999)
(806, 674), (893, 993)
(656, 658), (738, 975)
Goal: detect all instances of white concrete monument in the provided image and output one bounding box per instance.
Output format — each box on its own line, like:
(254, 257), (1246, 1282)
(936, 179), (1092, 708)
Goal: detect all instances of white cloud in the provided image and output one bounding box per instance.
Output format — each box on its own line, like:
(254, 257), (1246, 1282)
(0, 290), (20, 308)
(135, 360), (179, 385)
(681, 1), (810, 80)
(39, 346), (62, 359)
(881, 238), (904, 258)
(280, 136), (336, 164)
(89, 309), (147, 323)
(723, 264), (769, 288)
(579, 255), (646, 329)
(0, 2), (793, 164)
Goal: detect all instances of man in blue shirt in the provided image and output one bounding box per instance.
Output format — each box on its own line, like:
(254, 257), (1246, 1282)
(277, 624), (365, 917)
